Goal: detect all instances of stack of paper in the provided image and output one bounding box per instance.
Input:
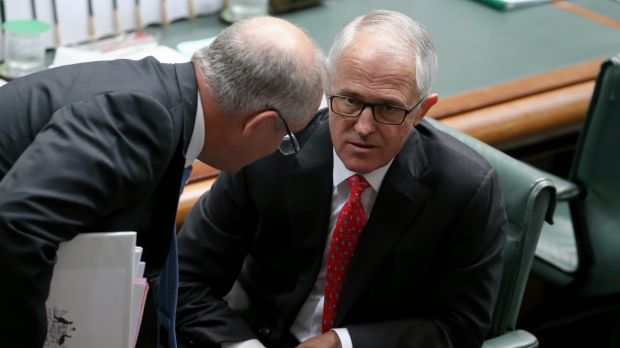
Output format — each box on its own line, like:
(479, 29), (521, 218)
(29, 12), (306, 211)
(44, 232), (147, 348)
(131, 247), (149, 347)
(473, 0), (551, 10)
(49, 42), (190, 69)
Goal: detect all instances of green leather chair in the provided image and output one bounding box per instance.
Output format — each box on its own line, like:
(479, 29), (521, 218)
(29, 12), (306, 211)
(429, 119), (556, 348)
(532, 55), (620, 296)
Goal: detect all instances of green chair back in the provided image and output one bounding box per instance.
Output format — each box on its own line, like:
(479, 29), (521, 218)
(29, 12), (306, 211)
(568, 55), (620, 296)
(429, 119), (555, 339)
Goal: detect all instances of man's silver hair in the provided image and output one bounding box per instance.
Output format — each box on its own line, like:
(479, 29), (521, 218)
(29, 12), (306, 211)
(192, 17), (326, 126)
(327, 10), (438, 97)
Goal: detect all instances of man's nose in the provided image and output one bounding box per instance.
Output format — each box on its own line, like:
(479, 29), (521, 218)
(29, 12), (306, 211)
(354, 106), (376, 136)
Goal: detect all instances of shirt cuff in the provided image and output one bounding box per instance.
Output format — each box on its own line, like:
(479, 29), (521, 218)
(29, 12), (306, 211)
(222, 339), (266, 348)
(332, 328), (353, 348)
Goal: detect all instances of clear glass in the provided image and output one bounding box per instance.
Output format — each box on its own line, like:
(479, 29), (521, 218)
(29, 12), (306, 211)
(4, 28), (47, 78)
(228, 0), (269, 22)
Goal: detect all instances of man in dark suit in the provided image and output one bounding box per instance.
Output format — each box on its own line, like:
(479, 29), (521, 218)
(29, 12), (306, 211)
(0, 16), (325, 348)
(176, 10), (507, 348)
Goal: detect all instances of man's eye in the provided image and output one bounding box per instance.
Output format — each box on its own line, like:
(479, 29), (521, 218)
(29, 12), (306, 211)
(344, 98), (359, 106)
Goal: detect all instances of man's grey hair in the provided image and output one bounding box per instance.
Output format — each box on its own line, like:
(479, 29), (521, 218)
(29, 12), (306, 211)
(327, 10), (438, 97)
(192, 18), (326, 126)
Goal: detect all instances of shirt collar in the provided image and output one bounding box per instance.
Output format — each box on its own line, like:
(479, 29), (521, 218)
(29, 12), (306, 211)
(332, 148), (393, 192)
(185, 91), (205, 167)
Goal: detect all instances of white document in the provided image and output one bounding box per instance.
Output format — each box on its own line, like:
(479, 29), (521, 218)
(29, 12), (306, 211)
(50, 42), (188, 69)
(56, 0), (89, 46)
(168, 0), (190, 24)
(176, 36), (216, 59)
(3, 0), (32, 19)
(44, 232), (137, 348)
(92, 0), (117, 40)
(194, 0), (225, 15)
(33, 0), (58, 49)
(141, 0), (163, 28)
(130, 246), (149, 347)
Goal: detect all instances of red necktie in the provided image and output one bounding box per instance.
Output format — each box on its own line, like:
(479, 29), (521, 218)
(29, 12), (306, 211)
(322, 174), (370, 333)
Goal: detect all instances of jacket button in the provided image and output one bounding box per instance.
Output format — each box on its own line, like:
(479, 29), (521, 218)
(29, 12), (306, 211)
(257, 327), (271, 336)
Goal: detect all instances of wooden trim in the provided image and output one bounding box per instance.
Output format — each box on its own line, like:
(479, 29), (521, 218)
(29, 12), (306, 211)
(441, 81), (595, 147)
(188, 161), (219, 183)
(431, 59), (602, 119)
(177, 177), (216, 227)
(553, 1), (620, 31)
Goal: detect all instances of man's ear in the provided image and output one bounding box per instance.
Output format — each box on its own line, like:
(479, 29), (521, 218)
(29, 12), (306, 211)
(241, 110), (280, 138)
(412, 93), (439, 126)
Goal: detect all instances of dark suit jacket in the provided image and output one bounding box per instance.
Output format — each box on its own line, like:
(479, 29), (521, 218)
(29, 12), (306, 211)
(176, 110), (507, 348)
(0, 57), (198, 348)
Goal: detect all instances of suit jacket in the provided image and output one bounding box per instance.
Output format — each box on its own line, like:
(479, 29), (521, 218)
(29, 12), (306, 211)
(176, 110), (507, 348)
(0, 57), (198, 348)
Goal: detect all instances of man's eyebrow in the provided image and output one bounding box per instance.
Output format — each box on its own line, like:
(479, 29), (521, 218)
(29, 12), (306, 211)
(337, 90), (405, 107)
(337, 90), (364, 100)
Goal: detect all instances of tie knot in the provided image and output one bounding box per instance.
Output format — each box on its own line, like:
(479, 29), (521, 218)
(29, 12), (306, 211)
(346, 174), (370, 196)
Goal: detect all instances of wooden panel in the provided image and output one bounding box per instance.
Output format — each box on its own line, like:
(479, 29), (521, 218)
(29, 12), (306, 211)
(188, 160), (219, 183)
(441, 81), (594, 148)
(431, 59), (602, 119)
(177, 178), (216, 227)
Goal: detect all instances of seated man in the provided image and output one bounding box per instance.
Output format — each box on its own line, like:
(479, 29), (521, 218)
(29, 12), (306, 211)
(176, 10), (506, 348)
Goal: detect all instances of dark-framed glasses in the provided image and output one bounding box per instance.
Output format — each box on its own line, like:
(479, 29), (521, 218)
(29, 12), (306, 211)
(276, 112), (300, 156)
(328, 94), (426, 125)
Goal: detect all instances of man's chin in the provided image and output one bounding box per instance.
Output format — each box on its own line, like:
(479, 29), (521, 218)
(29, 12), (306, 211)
(342, 159), (378, 174)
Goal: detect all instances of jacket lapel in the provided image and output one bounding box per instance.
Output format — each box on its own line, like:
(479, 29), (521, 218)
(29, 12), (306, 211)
(335, 128), (433, 324)
(280, 120), (334, 319)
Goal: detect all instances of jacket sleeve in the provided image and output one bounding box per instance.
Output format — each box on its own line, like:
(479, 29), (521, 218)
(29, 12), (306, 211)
(0, 92), (175, 348)
(347, 169), (507, 348)
(176, 169), (262, 348)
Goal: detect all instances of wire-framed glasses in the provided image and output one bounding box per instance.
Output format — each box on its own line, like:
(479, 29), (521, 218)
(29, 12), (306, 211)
(276, 111), (300, 156)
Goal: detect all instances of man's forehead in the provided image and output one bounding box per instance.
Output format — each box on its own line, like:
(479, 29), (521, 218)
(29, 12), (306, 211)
(330, 53), (418, 104)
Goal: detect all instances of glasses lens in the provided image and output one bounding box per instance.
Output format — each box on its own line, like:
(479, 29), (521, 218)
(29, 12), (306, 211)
(374, 105), (407, 125)
(279, 133), (300, 156)
(333, 96), (363, 116)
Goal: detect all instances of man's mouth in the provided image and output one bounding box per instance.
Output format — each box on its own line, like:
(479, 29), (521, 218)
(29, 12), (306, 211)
(348, 141), (375, 151)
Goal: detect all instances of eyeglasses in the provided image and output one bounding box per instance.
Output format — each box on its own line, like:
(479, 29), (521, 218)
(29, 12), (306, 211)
(327, 94), (426, 125)
(275, 110), (300, 156)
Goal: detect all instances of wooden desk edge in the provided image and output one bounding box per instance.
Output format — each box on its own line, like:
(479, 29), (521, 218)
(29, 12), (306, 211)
(431, 58), (602, 119)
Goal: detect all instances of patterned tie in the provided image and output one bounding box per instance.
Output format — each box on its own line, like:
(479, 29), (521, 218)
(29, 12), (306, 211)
(322, 174), (370, 333)
(157, 165), (192, 348)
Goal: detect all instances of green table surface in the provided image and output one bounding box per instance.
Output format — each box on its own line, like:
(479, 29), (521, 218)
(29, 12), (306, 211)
(154, 0), (620, 98)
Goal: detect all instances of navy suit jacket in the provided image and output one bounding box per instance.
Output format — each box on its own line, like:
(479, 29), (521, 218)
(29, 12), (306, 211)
(0, 57), (198, 347)
(176, 110), (507, 348)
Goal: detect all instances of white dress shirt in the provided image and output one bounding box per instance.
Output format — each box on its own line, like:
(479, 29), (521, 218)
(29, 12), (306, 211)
(185, 93), (205, 167)
(223, 150), (393, 348)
